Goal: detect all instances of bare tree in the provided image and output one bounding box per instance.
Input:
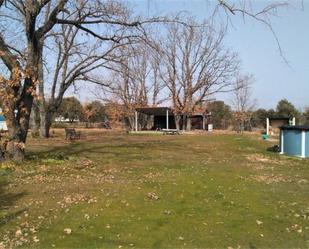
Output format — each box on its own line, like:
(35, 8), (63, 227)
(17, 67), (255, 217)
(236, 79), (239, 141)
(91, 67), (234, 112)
(0, 0), (166, 160)
(231, 73), (256, 132)
(96, 43), (166, 130)
(159, 18), (239, 130)
(36, 20), (130, 138)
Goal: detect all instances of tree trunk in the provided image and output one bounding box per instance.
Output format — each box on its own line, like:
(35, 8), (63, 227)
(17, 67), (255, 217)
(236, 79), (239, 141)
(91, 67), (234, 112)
(6, 140), (25, 162)
(39, 105), (47, 138)
(129, 116), (135, 131)
(182, 115), (186, 130)
(31, 100), (40, 137)
(174, 114), (181, 130)
(5, 44), (41, 160)
(5, 101), (32, 161)
(39, 109), (53, 138)
(186, 115), (192, 131)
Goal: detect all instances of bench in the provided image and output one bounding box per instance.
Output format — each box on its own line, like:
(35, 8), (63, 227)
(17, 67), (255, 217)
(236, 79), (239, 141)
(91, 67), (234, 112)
(65, 128), (81, 140)
(162, 129), (180, 135)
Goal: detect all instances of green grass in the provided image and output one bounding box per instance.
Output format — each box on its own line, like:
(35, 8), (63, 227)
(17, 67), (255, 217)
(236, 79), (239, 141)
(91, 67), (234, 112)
(0, 130), (309, 248)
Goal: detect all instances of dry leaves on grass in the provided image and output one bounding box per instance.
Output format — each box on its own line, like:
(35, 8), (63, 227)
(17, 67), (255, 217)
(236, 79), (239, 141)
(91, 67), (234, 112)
(251, 174), (290, 184)
(74, 158), (94, 170)
(58, 194), (97, 209)
(147, 192), (159, 200)
(63, 228), (72, 235)
(246, 154), (284, 165)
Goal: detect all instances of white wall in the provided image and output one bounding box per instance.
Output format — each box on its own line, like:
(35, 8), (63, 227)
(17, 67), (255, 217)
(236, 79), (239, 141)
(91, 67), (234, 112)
(0, 121), (8, 131)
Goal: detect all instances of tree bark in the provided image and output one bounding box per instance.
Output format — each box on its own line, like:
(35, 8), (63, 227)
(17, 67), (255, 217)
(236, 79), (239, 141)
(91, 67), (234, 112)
(39, 105), (47, 137)
(5, 77), (35, 161)
(174, 114), (181, 130)
(182, 115), (186, 130)
(4, 39), (42, 160)
(186, 115), (192, 131)
(38, 107), (54, 138)
(31, 100), (40, 136)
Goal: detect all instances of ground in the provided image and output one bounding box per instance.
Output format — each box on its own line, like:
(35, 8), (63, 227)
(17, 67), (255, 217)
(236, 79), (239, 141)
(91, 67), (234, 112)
(0, 130), (308, 248)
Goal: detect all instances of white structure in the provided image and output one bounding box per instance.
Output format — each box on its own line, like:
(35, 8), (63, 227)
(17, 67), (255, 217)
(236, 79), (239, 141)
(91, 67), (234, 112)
(266, 118), (270, 136)
(0, 116), (8, 131)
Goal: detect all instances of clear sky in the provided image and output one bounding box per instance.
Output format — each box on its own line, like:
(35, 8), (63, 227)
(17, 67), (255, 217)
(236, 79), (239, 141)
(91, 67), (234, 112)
(78, 0), (309, 111)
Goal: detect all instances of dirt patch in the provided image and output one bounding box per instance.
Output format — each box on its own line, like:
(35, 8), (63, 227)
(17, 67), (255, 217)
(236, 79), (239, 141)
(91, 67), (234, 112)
(246, 153), (284, 167)
(251, 174), (291, 184)
(247, 154), (270, 163)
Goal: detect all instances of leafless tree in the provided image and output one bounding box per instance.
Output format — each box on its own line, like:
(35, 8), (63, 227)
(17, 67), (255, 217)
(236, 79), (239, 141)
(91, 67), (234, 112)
(158, 18), (239, 130)
(35, 19), (132, 138)
(231, 73), (256, 132)
(96, 43), (166, 130)
(0, 0), (168, 160)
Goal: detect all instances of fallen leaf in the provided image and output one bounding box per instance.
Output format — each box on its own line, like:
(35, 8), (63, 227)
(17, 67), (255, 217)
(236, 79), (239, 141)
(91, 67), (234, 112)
(256, 220), (263, 225)
(64, 228), (72, 235)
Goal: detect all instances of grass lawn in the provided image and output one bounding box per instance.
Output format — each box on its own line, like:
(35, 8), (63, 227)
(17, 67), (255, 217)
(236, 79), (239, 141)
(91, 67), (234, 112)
(0, 130), (309, 248)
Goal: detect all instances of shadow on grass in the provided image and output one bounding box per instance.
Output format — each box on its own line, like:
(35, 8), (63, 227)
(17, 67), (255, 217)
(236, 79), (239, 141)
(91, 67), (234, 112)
(0, 176), (27, 227)
(27, 142), (125, 160)
(27, 139), (185, 162)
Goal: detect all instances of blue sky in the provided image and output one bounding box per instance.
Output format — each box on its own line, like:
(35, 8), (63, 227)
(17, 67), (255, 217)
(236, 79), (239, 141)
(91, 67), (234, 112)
(137, 0), (309, 110)
(78, 0), (309, 111)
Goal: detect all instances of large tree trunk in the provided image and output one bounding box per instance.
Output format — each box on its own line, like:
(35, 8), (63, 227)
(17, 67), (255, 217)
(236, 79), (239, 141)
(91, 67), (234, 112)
(186, 115), (192, 131)
(4, 39), (42, 160)
(39, 108), (53, 138)
(5, 77), (35, 161)
(174, 114), (181, 130)
(129, 116), (135, 131)
(182, 115), (186, 130)
(31, 100), (41, 136)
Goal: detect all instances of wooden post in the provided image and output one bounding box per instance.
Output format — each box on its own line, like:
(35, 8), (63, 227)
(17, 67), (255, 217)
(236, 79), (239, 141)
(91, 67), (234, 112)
(166, 109), (169, 129)
(135, 111), (138, 131)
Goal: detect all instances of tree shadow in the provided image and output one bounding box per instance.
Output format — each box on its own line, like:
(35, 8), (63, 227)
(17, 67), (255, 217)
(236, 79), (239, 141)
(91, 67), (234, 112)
(0, 176), (27, 227)
(27, 140), (166, 161)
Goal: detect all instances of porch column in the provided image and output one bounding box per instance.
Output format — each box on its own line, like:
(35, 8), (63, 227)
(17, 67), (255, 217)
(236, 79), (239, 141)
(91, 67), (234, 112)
(280, 130), (284, 154)
(292, 117), (296, 126)
(301, 130), (306, 158)
(266, 118), (270, 136)
(135, 111), (138, 131)
(166, 109), (169, 129)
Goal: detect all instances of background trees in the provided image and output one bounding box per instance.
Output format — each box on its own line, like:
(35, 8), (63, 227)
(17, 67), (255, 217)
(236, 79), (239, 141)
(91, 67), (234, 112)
(0, 0), (293, 160)
(276, 99), (300, 120)
(57, 97), (84, 124)
(159, 18), (239, 130)
(302, 107), (309, 125)
(96, 43), (166, 130)
(232, 74), (256, 132)
(84, 101), (107, 124)
(251, 108), (269, 128)
(207, 101), (232, 129)
(0, 0), (165, 159)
